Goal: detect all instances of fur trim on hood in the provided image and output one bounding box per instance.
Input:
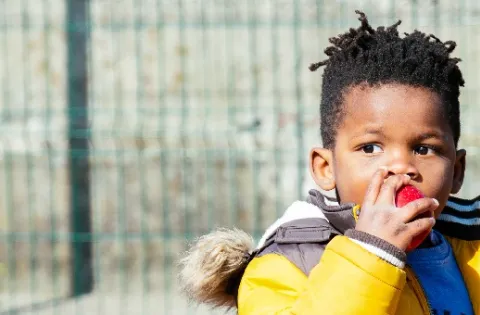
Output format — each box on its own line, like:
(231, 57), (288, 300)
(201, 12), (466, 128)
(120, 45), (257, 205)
(178, 199), (327, 309)
(178, 228), (254, 308)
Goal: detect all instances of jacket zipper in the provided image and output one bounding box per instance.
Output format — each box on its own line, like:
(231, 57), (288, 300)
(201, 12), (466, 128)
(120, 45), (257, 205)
(406, 265), (431, 315)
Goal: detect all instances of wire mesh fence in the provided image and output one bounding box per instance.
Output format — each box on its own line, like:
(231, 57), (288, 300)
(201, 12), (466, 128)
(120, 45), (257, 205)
(0, 0), (480, 314)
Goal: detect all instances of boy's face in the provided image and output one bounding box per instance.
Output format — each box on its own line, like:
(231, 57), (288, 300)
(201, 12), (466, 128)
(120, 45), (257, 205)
(311, 83), (466, 218)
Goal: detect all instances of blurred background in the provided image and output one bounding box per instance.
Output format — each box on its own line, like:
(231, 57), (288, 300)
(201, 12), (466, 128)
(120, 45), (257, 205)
(0, 0), (479, 314)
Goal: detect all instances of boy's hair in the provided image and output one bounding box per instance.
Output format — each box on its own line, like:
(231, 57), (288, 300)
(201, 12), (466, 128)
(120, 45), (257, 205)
(310, 10), (465, 149)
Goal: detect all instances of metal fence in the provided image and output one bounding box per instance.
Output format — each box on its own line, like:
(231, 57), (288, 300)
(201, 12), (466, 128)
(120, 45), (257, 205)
(0, 0), (480, 314)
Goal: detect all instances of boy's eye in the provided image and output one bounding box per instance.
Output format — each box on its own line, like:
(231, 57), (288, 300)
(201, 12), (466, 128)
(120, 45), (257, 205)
(362, 144), (382, 154)
(414, 146), (434, 155)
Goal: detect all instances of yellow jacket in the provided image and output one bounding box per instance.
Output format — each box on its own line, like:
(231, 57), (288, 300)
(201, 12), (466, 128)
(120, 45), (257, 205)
(238, 191), (480, 314)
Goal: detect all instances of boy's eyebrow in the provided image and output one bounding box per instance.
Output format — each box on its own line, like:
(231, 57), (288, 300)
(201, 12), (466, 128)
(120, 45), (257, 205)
(363, 128), (383, 135)
(416, 131), (447, 141)
(350, 129), (447, 141)
(351, 127), (385, 139)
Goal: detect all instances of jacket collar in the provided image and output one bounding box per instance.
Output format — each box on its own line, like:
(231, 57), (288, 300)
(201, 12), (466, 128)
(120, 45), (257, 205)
(436, 194), (480, 240)
(307, 189), (480, 241)
(255, 190), (354, 249)
(306, 189), (357, 234)
(257, 189), (480, 249)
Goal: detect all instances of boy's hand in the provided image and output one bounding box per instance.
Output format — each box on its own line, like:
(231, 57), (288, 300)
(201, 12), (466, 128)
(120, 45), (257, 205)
(355, 168), (439, 252)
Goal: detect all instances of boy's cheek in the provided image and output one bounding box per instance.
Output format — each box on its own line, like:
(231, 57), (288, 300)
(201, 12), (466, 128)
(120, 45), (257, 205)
(428, 183), (452, 219)
(333, 158), (381, 204)
(334, 173), (372, 206)
(418, 163), (452, 195)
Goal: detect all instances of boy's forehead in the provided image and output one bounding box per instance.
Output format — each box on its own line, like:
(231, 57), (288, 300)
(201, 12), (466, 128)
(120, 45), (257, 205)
(342, 84), (441, 118)
(338, 83), (452, 137)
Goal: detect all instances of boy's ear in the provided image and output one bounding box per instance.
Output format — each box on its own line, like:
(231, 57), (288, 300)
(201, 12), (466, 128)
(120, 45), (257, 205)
(309, 147), (336, 191)
(451, 149), (466, 194)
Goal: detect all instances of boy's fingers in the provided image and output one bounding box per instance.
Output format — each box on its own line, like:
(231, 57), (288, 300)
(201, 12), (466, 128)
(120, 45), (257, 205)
(400, 198), (439, 223)
(406, 216), (436, 237)
(363, 167), (387, 206)
(375, 174), (410, 205)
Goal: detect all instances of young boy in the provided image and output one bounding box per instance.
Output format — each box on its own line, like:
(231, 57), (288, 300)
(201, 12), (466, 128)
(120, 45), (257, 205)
(180, 11), (480, 314)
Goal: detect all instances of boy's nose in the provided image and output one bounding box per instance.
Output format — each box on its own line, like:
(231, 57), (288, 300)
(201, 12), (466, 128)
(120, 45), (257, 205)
(385, 162), (419, 180)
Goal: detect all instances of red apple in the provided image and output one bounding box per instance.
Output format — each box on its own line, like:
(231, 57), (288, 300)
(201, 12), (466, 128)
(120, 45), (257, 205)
(395, 185), (432, 251)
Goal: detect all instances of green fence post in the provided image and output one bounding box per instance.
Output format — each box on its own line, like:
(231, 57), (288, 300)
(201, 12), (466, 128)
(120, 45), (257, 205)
(67, 0), (93, 297)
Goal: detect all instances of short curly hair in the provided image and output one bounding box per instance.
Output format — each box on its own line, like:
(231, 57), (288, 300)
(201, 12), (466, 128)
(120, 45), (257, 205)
(310, 10), (465, 148)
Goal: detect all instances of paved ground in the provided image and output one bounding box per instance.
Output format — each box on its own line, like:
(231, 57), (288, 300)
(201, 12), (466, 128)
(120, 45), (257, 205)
(0, 291), (233, 315)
